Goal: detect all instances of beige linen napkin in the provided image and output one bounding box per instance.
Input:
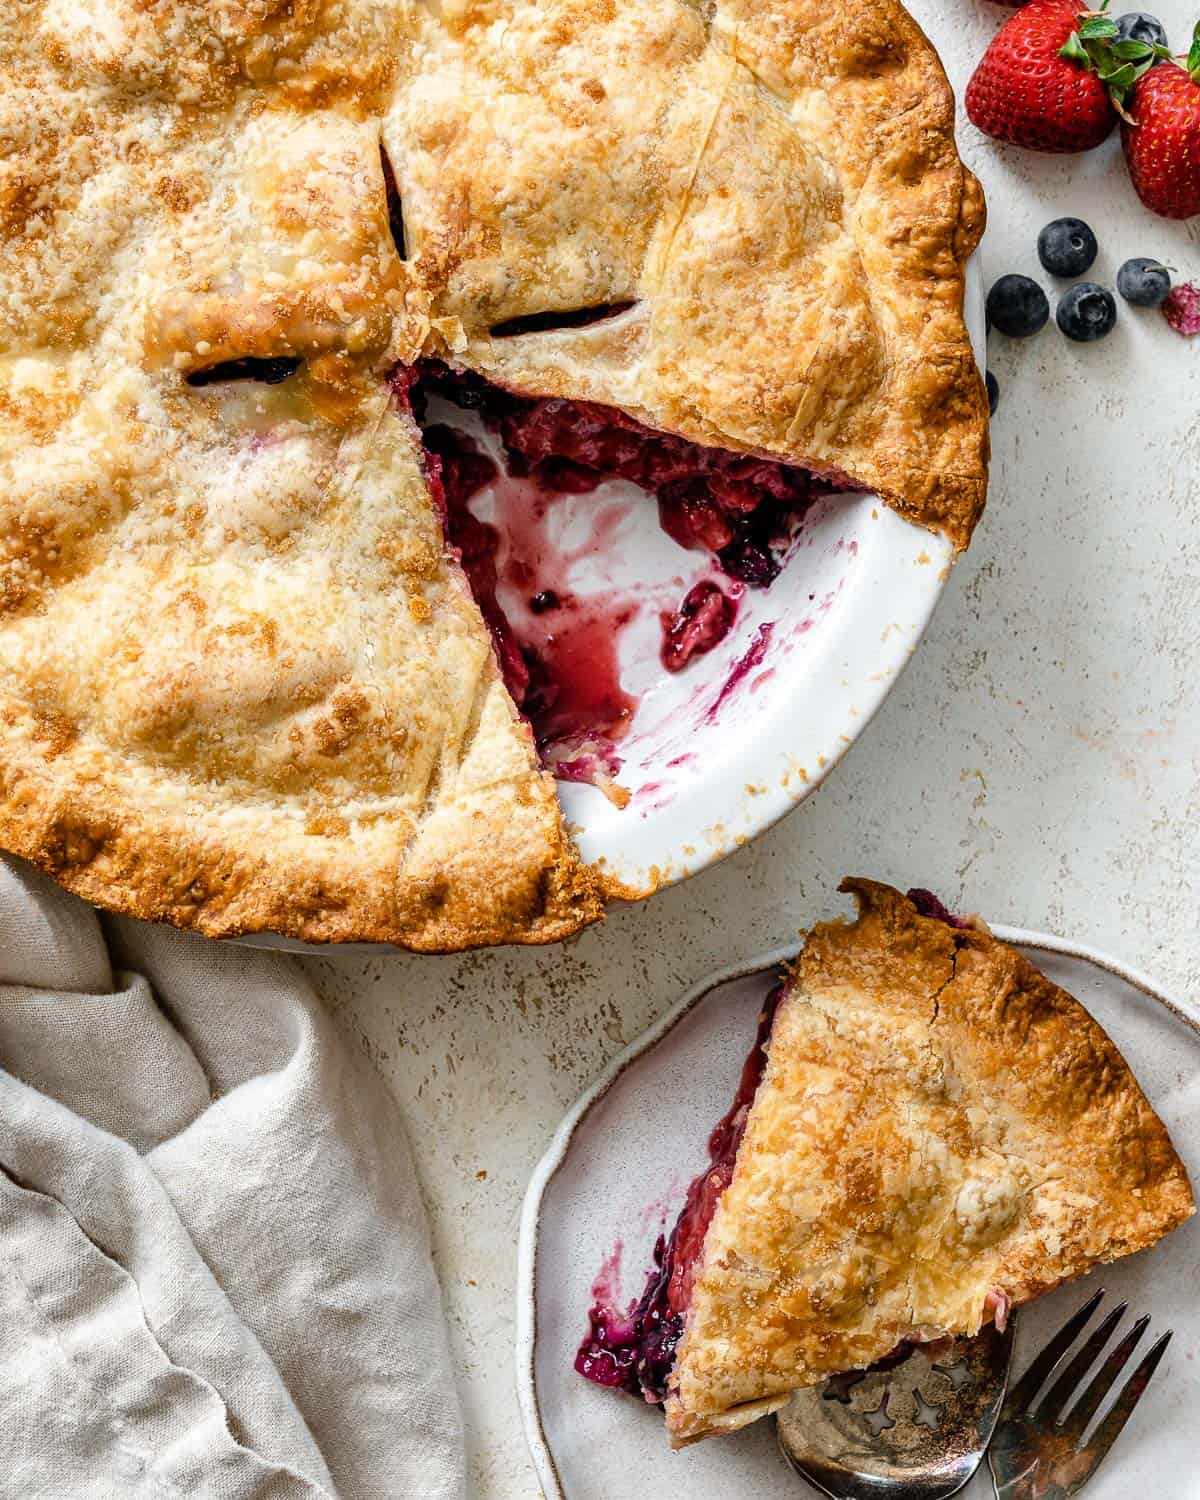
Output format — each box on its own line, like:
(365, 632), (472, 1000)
(0, 856), (466, 1500)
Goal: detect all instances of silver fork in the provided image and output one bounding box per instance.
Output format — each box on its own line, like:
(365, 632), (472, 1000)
(988, 1288), (1173, 1500)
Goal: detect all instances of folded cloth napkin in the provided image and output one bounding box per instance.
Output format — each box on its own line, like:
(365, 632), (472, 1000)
(0, 856), (466, 1500)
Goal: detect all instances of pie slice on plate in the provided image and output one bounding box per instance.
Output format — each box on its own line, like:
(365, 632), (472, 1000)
(576, 880), (1195, 1444)
(0, 1), (986, 948)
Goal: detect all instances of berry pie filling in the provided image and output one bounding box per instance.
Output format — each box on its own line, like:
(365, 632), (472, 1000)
(575, 982), (785, 1402)
(577, 891), (1009, 1407)
(394, 361), (850, 784)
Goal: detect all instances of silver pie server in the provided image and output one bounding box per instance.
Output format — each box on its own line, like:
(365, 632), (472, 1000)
(776, 1318), (1016, 1500)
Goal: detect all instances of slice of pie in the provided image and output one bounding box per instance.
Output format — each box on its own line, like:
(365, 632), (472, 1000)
(576, 879), (1194, 1445)
(0, 0), (986, 948)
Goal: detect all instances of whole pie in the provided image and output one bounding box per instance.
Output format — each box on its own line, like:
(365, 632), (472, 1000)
(0, 1), (986, 949)
(576, 880), (1194, 1444)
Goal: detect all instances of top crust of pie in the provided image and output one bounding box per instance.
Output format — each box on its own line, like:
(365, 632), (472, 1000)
(397, 0), (989, 545)
(666, 879), (1194, 1444)
(0, 0), (985, 947)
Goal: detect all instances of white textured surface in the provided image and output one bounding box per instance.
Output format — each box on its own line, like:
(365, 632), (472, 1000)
(301, 3), (1200, 1493)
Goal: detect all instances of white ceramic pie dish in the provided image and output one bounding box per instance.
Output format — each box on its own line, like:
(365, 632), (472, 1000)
(517, 928), (1200, 1500)
(241, 265), (984, 950)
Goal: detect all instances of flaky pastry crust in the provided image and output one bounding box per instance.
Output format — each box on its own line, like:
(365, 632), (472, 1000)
(666, 879), (1194, 1444)
(401, 0), (989, 545)
(0, 0), (985, 946)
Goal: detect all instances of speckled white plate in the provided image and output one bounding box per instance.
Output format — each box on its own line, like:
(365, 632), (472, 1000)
(241, 270), (983, 949)
(517, 925), (1200, 1500)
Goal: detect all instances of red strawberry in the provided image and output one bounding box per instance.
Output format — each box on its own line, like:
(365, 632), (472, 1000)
(1122, 29), (1200, 219)
(966, 0), (1118, 151)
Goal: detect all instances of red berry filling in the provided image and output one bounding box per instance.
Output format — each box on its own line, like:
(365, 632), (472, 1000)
(575, 984), (785, 1403)
(419, 423), (532, 705)
(415, 360), (839, 590)
(905, 887), (972, 929)
(660, 581), (736, 674)
(396, 361), (848, 787)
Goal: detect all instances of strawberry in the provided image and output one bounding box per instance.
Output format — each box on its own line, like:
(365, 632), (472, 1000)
(966, 0), (1119, 151)
(1122, 25), (1200, 218)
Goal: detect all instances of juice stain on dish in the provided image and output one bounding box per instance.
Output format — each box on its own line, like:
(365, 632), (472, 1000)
(703, 621), (775, 726)
(419, 421), (639, 790)
(401, 363), (840, 796)
(489, 477), (643, 800)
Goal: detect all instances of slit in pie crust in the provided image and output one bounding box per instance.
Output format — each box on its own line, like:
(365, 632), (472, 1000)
(577, 880), (1195, 1445)
(0, 0), (987, 948)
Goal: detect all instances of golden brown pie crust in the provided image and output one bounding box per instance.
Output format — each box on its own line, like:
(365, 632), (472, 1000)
(0, 1), (985, 948)
(666, 879), (1194, 1444)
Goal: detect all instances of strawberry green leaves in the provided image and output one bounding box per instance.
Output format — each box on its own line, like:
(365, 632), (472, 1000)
(1058, 30), (1091, 60)
(1187, 19), (1200, 80)
(1058, 3), (1170, 113)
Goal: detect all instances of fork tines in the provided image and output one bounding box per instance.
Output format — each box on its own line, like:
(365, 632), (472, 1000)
(993, 1288), (1173, 1497)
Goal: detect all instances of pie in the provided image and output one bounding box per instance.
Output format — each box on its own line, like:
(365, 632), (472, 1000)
(576, 879), (1194, 1445)
(0, 1), (986, 950)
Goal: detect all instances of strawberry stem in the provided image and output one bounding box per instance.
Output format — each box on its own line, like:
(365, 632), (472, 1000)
(1058, 10), (1168, 111)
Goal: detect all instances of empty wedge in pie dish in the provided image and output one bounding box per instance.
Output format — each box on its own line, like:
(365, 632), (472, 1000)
(0, 0), (986, 949)
(574, 881), (1195, 1446)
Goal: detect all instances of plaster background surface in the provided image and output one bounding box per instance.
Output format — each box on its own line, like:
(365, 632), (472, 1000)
(301, 3), (1200, 1491)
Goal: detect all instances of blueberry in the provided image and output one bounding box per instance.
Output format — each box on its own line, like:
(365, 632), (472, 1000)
(1115, 11), (1168, 48)
(1037, 218), (1098, 278)
(1116, 257), (1172, 307)
(986, 275), (1050, 338)
(1056, 283), (1118, 342)
(985, 370), (999, 415)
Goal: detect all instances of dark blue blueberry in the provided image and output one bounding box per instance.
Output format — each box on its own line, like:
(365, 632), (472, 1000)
(1116, 257), (1172, 307)
(1056, 282), (1118, 342)
(1037, 218), (1099, 278)
(986, 275), (1050, 338)
(985, 369), (999, 416)
(529, 590), (560, 613)
(573, 1233), (683, 1401)
(1115, 11), (1168, 48)
(718, 536), (780, 587)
